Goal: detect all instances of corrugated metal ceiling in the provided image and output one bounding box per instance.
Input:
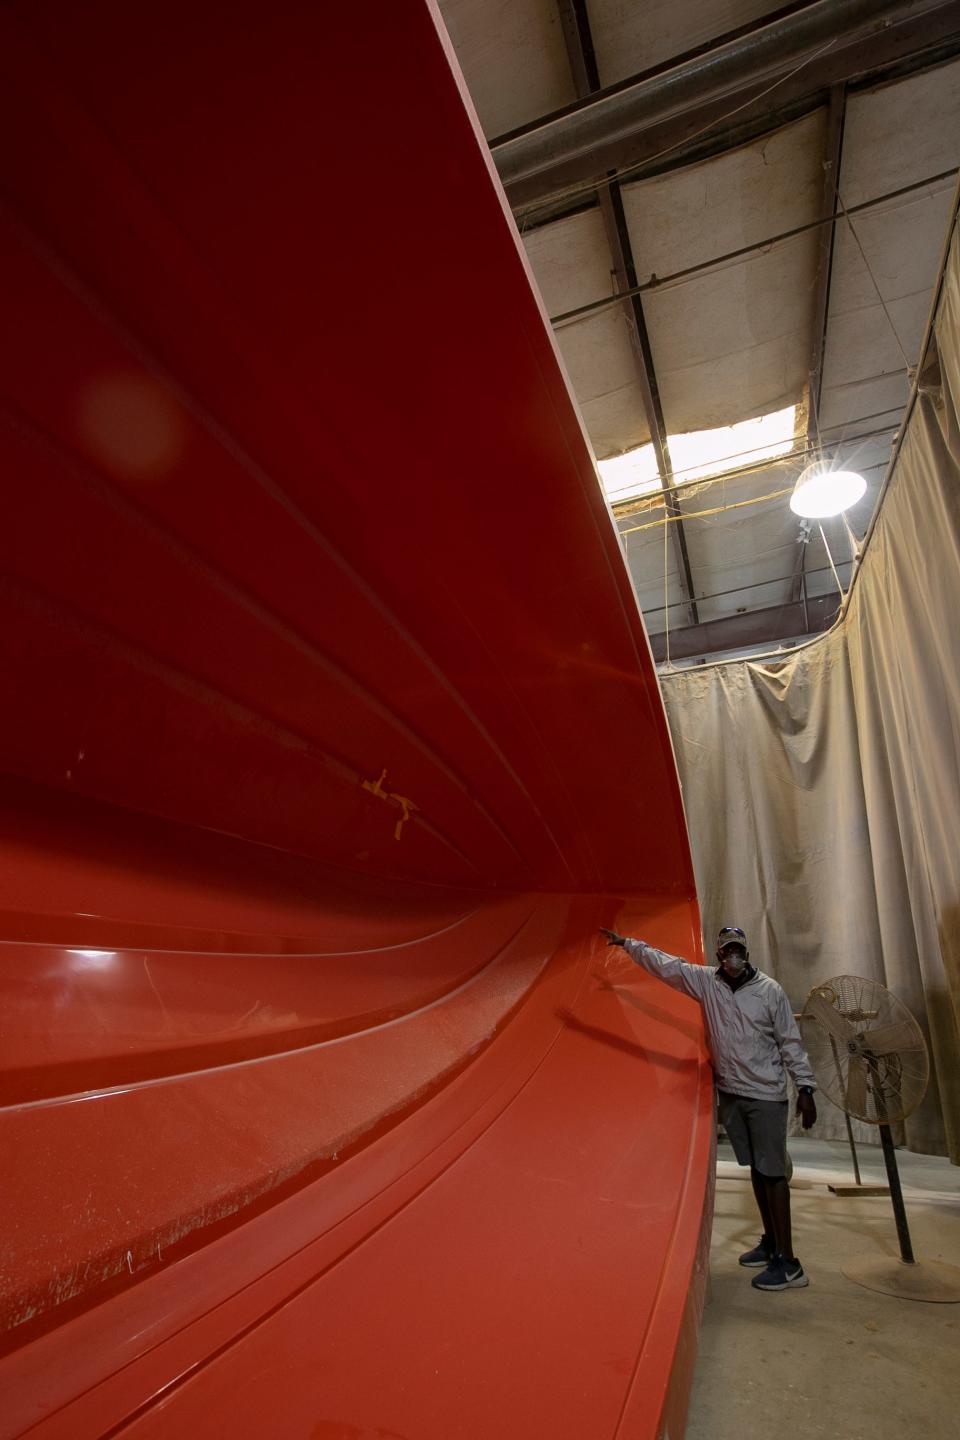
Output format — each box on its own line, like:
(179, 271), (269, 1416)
(437, 0), (960, 662)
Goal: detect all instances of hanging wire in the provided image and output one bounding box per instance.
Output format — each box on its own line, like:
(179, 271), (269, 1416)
(608, 417), (898, 517)
(624, 485), (793, 536)
(835, 188), (915, 374)
(620, 448), (889, 534)
(616, 437), (892, 529)
(548, 170), (957, 330)
(819, 522), (846, 601)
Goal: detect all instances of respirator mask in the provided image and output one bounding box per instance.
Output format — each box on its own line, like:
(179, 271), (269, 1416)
(719, 945), (747, 976)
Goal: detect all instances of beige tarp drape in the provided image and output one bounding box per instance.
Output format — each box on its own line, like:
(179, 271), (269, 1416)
(659, 214), (960, 1161)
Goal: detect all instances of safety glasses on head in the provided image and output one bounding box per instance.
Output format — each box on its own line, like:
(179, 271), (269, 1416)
(717, 925), (747, 952)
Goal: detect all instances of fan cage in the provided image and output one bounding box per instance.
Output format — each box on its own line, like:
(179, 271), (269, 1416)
(800, 975), (929, 1125)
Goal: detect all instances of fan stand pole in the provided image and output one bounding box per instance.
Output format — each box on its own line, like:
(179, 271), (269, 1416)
(843, 1107), (862, 1187)
(843, 1074), (960, 1301)
(824, 1030), (889, 1196)
(877, 1120), (914, 1264)
(826, 1033), (870, 1193)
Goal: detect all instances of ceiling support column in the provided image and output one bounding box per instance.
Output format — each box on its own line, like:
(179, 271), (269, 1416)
(807, 83), (847, 448)
(557, 0), (699, 625)
(792, 84), (846, 605)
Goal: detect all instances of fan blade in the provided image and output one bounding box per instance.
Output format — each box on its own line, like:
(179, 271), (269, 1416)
(805, 989), (855, 1042)
(863, 1020), (922, 1057)
(846, 1056), (869, 1116)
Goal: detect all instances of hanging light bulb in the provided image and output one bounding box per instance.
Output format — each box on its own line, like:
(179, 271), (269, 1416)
(789, 461), (866, 518)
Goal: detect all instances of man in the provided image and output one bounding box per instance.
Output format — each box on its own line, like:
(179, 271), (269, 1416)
(600, 923), (817, 1292)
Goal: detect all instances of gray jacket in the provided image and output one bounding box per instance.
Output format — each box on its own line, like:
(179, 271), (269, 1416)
(624, 939), (816, 1101)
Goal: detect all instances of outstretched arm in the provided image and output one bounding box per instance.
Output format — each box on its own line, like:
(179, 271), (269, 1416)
(600, 929), (709, 1001)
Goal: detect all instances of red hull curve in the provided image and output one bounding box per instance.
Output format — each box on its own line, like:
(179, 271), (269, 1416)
(0, 4), (713, 1436)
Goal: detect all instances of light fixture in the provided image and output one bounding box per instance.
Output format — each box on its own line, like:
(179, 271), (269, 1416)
(789, 461), (867, 518)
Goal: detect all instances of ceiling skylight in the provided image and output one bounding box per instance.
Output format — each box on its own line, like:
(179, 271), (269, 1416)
(595, 442), (660, 504)
(597, 404), (797, 505)
(668, 405), (797, 484)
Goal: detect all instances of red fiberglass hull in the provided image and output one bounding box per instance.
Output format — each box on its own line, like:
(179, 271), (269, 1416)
(0, 3), (713, 1436)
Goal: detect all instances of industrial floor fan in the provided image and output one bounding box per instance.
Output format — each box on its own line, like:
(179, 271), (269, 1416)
(801, 976), (960, 1302)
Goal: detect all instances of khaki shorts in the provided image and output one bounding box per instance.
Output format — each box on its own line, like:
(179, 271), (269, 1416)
(717, 1089), (789, 1177)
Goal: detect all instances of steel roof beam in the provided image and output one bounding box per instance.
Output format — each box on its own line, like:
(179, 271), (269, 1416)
(793, 82), (846, 604)
(557, 0), (699, 625)
(649, 591), (840, 663)
(807, 83), (847, 448)
(641, 556), (843, 616)
(601, 186), (700, 626)
(496, 0), (960, 217)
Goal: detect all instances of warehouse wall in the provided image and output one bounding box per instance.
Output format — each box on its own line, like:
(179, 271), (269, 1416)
(660, 214), (960, 1161)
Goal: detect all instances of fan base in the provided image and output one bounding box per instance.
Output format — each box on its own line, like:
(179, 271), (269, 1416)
(843, 1256), (960, 1302)
(829, 1183), (890, 1197)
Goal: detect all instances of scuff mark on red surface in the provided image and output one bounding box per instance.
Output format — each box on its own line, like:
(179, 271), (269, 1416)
(360, 770), (420, 842)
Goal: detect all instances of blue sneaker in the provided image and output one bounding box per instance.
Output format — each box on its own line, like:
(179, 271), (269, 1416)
(739, 1234), (774, 1267)
(752, 1254), (809, 1291)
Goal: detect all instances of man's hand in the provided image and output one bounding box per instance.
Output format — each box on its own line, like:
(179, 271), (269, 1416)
(599, 927), (626, 947)
(796, 1090), (817, 1130)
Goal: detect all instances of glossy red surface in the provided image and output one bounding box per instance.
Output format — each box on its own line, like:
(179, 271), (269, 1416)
(0, 3), (712, 1436)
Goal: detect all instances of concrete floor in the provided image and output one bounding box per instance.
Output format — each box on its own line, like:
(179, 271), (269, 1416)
(686, 1137), (960, 1440)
